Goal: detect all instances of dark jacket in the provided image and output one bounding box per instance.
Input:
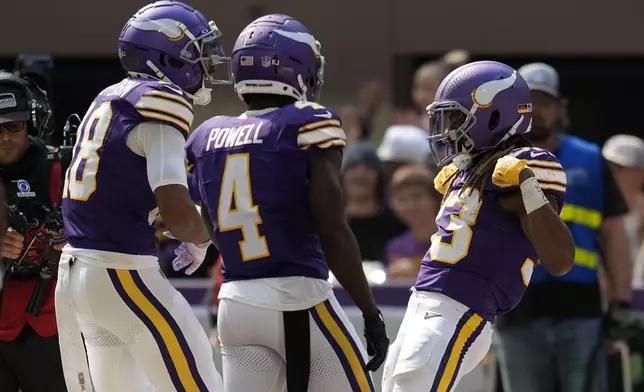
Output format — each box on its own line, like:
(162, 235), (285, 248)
(0, 137), (62, 340)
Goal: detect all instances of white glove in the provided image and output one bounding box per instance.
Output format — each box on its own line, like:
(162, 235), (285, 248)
(172, 240), (211, 275)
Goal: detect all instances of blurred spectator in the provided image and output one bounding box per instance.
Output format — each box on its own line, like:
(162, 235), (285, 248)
(342, 142), (407, 262)
(602, 134), (644, 286)
(339, 105), (363, 145)
(411, 50), (471, 129)
(386, 165), (441, 278)
(338, 81), (385, 143)
(496, 62), (631, 392)
(377, 125), (431, 181)
(356, 80), (385, 138)
(602, 135), (644, 257)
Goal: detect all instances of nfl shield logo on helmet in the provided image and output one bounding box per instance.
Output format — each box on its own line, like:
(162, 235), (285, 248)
(261, 56), (272, 68)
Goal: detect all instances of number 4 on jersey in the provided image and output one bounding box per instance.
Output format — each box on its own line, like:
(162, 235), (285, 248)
(218, 153), (270, 261)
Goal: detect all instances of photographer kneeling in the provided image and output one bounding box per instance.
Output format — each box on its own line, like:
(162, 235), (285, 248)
(0, 72), (66, 391)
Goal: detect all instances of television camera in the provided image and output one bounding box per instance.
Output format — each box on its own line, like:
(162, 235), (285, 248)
(5, 195), (65, 317)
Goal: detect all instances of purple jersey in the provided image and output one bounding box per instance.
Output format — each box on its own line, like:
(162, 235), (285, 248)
(415, 147), (567, 321)
(62, 78), (194, 256)
(185, 102), (347, 282)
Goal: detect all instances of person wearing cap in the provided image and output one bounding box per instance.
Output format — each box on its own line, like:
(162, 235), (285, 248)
(377, 125), (431, 181)
(603, 134), (644, 286)
(495, 63), (631, 392)
(0, 71), (66, 392)
(410, 50), (471, 131)
(341, 142), (407, 263)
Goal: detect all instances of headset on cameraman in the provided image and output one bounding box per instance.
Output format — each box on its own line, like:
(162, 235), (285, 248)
(0, 72), (66, 205)
(0, 72), (52, 139)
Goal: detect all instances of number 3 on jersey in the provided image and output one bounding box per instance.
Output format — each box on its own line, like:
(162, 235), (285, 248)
(429, 189), (482, 264)
(218, 153), (270, 261)
(62, 101), (112, 201)
(430, 189), (535, 286)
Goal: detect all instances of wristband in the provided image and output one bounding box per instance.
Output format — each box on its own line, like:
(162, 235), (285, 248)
(520, 177), (549, 214)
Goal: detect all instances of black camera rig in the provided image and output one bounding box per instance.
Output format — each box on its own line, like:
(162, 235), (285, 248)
(4, 200), (65, 317)
(52, 113), (81, 172)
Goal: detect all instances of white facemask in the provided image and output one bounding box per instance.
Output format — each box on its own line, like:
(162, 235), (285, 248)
(185, 78), (212, 106)
(453, 153), (473, 170)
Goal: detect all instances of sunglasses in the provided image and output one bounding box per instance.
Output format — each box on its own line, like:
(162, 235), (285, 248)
(0, 121), (26, 134)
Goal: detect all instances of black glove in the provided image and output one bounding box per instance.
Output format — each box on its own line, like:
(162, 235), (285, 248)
(363, 310), (389, 372)
(605, 301), (636, 341)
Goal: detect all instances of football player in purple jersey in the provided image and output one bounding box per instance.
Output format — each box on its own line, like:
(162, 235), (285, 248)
(180, 14), (388, 392)
(55, 1), (229, 391)
(381, 61), (575, 392)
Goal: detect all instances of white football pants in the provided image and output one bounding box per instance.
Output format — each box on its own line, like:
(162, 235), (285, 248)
(217, 295), (375, 392)
(381, 290), (493, 392)
(55, 253), (223, 392)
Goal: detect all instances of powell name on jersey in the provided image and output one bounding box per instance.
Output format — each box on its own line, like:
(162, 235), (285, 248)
(186, 101), (346, 283)
(414, 147), (568, 321)
(62, 78), (194, 256)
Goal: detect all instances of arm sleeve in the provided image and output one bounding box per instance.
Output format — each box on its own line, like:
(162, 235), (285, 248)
(125, 123), (188, 191)
(602, 158), (629, 218)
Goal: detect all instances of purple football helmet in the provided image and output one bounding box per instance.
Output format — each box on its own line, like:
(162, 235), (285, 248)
(118, 1), (232, 105)
(231, 14), (324, 102)
(428, 61), (533, 168)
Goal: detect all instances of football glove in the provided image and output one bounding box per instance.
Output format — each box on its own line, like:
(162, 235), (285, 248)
(363, 310), (389, 371)
(434, 163), (459, 195)
(172, 240), (211, 275)
(605, 301), (636, 341)
(492, 155), (529, 188)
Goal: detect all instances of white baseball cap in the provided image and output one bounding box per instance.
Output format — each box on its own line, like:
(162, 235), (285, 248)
(603, 134), (644, 168)
(377, 125), (430, 164)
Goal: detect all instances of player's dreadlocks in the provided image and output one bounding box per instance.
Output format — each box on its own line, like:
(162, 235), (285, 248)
(448, 134), (533, 196)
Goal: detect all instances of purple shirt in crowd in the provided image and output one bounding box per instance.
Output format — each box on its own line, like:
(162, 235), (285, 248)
(385, 230), (431, 267)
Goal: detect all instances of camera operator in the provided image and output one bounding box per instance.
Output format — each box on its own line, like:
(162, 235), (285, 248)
(0, 71), (66, 392)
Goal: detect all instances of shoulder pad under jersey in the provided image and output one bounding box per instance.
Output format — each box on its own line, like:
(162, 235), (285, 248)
(134, 81), (194, 136)
(510, 146), (567, 208)
(434, 163), (460, 195)
(288, 101), (347, 151)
